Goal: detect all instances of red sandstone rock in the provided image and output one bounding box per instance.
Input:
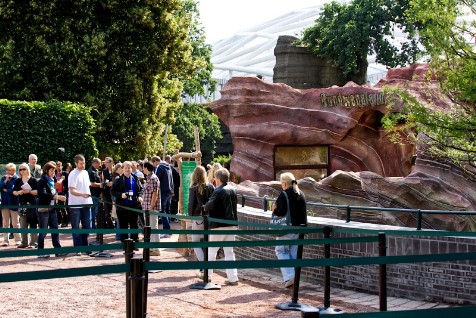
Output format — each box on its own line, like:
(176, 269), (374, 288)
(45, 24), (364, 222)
(211, 75), (414, 182)
(213, 64), (476, 230)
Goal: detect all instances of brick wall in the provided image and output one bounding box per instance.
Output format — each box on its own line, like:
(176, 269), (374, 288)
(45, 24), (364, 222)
(236, 206), (476, 305)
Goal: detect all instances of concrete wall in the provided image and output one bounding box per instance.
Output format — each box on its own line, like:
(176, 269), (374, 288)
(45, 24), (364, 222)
(273, 35), (347, 89)
(236, 206), (476, 305)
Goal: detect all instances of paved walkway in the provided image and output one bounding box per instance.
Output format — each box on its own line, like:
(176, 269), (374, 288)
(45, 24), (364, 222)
(237, 268), (452, 312)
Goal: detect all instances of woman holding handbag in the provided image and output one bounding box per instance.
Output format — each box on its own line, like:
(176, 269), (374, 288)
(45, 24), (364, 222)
(13, 163), (39, 248)
(37, 162), (67, 258)
(271, 172), (307, 288)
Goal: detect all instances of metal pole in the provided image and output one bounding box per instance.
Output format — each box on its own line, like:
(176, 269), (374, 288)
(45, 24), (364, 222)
(323, 226), (331, 309)
(142, 225), (151, 318)
(163, 124), (169, 159)
(263, 197), (268, 212)
(378, 233), (387, 312)
(203, 212), (209, 283)
(291, 228), (306, 304)
(124, 239), (134, 318)
(97, 199), (104, 244)
(345, 206), (351, 223)
(416, 209), (422, 230)
(241, 195), (245, 207)
(130, 258), (145, 318)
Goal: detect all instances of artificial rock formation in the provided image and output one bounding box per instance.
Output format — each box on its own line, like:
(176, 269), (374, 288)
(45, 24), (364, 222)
(212, 64), (476, 230)
(210, 73), (415, 182)
(235, 160), (476, 231)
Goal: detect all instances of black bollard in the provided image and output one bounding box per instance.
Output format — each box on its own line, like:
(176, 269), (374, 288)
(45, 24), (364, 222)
(130, 257), (145, 318)
(318, 226), (345, 314)
(378, 232), (387, 312)
(98, 199), (104, 244)
(124, 239), (135, 318)
(90, 200), (113, 257)
(275, 225), (318, 312)
(323, 226), (331, 309)
(189, 211), (221, 290)
(291, 230), (305, 304)
(142, 225), (151, 317)
(203, 212), (209, 283)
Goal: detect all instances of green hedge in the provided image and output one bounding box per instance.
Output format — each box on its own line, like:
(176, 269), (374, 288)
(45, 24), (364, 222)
(0, 100), (98, 164)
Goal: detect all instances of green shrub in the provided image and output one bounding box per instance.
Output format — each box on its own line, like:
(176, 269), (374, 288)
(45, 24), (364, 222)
(211, 154), (232, 166)
(0, 100), (97, 164)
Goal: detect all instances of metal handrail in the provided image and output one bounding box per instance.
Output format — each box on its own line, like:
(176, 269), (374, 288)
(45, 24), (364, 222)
(238, 193), (476, 231)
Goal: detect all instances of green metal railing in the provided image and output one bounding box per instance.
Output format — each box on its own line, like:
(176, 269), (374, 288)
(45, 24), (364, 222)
(241, 193), (476, 230)
(1, 202), (476, 317)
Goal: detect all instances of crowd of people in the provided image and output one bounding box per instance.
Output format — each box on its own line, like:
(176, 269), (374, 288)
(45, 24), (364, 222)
(0, 153), (182, 258)
(0, 153), (307, 288)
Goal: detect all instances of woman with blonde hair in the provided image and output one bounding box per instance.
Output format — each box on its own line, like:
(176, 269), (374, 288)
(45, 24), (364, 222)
(271, 172), (307, 288)
(189, 165), (215, 266)
(207, 162), (222, 186)
(13, 163), (39, 248)
(0, 163), (20, 246)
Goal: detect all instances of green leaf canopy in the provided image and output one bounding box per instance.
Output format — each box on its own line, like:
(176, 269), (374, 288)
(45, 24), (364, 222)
(0, 0), (201, 160)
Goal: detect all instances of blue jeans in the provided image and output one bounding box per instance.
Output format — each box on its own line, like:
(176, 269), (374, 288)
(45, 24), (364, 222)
(90, 196), (100, 229)
(36, 209), (61, 250)
(160, 193), (173, 230)
(275, 233), (299, 283)
(70, 207), (91, 246)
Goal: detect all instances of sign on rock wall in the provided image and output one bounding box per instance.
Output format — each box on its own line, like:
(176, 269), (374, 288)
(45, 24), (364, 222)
(181, 161), (196, 215)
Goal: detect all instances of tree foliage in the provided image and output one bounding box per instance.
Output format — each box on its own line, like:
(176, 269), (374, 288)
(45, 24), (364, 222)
(299, 0), (420, 83)
(0, 0), (210, 160)
(173, 102), (222, 163)
(0, 100), (97, 163)
(382, 0), (476, 177)
(178, 0), (216, 98)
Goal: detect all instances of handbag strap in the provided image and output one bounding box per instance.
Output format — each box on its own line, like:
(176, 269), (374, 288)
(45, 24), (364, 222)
(282, 191), (291, 226)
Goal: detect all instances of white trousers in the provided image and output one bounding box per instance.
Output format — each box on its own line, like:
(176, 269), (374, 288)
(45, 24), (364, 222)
(149, 212), (160, 251)
(192, 220), (205, 261)
(208, 226), (238, 282)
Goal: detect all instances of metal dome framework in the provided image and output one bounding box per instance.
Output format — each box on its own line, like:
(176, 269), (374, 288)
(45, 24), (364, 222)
(184, 3), (475, 104)
(210, 4), (394, 84)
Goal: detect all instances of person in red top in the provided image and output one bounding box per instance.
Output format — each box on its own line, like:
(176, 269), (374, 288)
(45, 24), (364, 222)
(54, 161), (69, 227)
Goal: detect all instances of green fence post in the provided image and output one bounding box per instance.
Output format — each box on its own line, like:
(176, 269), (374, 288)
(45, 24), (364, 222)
(241, 195), (245, 207)
(345, 206), (351, 223)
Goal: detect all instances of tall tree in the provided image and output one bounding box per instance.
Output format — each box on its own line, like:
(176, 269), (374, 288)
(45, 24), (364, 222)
(171, 0), (220, 163)
(299, 0), (420, 84)
(0, 0), (203, 160)
(173, 102), (222, 163)
(382, 0), (476, 177)
(178, 0), (216, 98)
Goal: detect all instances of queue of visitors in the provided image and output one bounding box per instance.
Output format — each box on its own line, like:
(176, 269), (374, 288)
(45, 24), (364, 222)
(0, 153), (306, 288)
(0, 153), (179, 257)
